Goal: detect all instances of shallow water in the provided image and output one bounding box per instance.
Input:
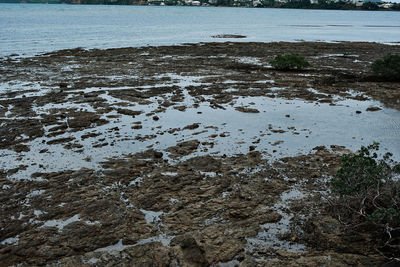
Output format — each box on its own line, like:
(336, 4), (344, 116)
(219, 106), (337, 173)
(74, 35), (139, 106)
(1, 74), (399, 180)
(1, 4), (400, 57)
(246, 187), (307, 253)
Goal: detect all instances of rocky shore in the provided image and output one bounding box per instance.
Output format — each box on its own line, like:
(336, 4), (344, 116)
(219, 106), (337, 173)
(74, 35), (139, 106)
(0, 42), (399, 266)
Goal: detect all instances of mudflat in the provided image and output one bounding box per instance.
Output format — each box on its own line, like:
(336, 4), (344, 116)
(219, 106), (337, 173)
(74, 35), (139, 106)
(0, 42), (399, 266)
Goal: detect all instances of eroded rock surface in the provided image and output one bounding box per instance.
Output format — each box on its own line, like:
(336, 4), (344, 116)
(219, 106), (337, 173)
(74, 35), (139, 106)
(1, 42), (399, 266)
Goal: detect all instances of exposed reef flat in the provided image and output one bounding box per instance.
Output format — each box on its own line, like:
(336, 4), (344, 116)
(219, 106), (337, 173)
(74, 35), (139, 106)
(0, 42), (399, 266)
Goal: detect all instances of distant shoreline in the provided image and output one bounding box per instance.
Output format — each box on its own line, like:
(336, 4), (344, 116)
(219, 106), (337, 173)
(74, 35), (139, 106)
(1, 0), (399, 12)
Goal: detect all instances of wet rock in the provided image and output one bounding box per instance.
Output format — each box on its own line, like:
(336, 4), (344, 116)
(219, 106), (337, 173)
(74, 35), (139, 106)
(271, 140), (284, 146)
(117, 109), (142, 117)
(174, 105), (187, 111)
(47, 137), (75, 145)
(172, 235), (208, 266)
(183, 123), (200, 130)
(271, 129), (286, 134)
(366, 106), (382, 112)
(382, 261), (400, 267)
(81, 132), (102, 140)
(211, 34), (247, 39)
(166, 140), (200, 158)
(68, 113), (108, 129)
(135, 134), (157, 141)
(235, 107), (260, 113)
(59, 83), (68, 89)
(1, 41), (397, 266)
(0, 119), (44, 149)
(132, 125), (143, 130)
(153, 151), (163, 159)
(63, 142), (83, 150)
(276, 249), (300, 258)
(11, 144), (30, 152)
(312, 146), (326, 151)
(166, 128), (180, 134)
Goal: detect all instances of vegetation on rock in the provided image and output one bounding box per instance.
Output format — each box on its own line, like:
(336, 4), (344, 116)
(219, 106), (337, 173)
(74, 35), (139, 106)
(330, 142), (400, 258)
(270, 53), (311, 70)
(372, 53), (400, 81)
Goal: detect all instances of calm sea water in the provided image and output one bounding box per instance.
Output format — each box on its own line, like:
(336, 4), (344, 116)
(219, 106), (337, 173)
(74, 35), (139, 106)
(0, 4), (399, 56)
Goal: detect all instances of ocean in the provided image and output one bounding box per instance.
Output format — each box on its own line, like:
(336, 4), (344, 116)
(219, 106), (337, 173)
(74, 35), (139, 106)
(1, 3), (399, 56)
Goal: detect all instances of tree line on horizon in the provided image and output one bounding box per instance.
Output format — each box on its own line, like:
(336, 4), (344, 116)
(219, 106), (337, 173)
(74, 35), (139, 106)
(1, 0), (400, 11)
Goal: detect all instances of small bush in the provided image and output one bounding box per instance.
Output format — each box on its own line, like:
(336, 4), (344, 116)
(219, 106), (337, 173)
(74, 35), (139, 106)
(371, 53), (400, 81)
(330, 142), (400, 258)
(270, 53), (311, 70)
(331, 142), (391, 195)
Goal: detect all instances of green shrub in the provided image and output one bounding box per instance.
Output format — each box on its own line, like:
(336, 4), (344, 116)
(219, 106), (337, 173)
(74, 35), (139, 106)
(367, 207), (400, 225)
(270, 53), (311, 70)
(331, 142), (391, 195)
(330, 142), (400, 257)
(371, 53), (400, 81)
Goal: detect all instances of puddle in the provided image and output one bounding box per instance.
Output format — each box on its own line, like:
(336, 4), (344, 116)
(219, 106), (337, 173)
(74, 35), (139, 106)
(0, 236), (19, 246)
(234, 56), (263, 65)
(246, 188), (307, 254)
(91, 206), (173, 253)
(218, 259), (240, 267)
(0, 74), (399, 181)
(140, 209), (164, 224)
(39, 214), (100, 232)
(160, 172), (179, 176)
(27, 190), (45, 197)
(0, 81), (51, 100)
(94, 234), (174, 253)
(199, 171), (217, 178)
(129, 177), (143, 186)
(312, 53), (359, 59)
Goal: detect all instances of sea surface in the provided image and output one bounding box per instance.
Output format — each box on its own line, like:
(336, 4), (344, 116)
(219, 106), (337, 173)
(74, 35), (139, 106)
(1, 3), (400, 57)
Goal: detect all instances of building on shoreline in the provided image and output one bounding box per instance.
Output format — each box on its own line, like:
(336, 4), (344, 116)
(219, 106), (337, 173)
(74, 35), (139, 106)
(1, 0), (397, 9)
